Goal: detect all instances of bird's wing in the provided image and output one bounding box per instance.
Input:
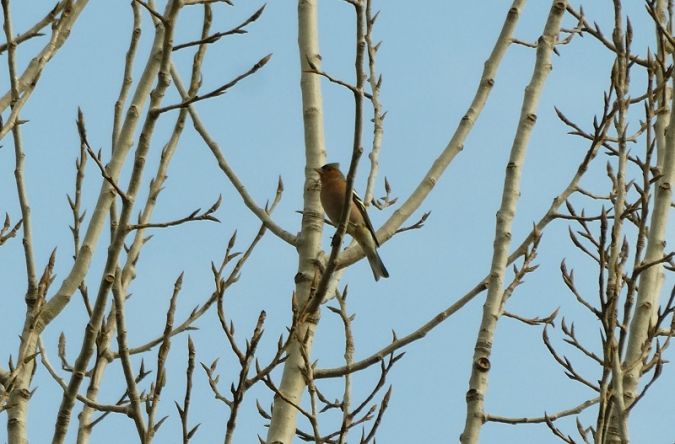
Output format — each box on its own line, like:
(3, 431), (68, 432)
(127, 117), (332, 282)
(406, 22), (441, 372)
(352, 191), (380, 247)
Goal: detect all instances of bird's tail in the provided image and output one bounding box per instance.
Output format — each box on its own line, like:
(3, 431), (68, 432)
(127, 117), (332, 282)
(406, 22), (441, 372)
(367, 250), (389, 281)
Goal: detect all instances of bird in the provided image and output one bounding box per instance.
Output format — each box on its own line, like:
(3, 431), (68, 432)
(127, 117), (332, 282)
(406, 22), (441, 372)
(315, 163), (389, 281)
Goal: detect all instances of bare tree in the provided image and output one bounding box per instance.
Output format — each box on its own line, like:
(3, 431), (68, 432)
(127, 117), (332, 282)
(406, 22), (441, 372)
(0, 1), (673, 443)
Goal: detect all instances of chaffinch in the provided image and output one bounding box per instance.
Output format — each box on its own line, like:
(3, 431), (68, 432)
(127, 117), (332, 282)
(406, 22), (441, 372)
(316, 163), (389, 281)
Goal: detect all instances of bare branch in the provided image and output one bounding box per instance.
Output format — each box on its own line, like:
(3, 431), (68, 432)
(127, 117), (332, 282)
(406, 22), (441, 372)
(173, 4), (266, 51)
(157, 54), (272, 113)
(127, 195), (222, 231)
(37, 337), (129, 415)
(0, 213), (22, 246)
(0, 2), (63, 54)
(486, 397), (599, 424)
(169, 64), (297, 246)
(76, 108), (130, 202)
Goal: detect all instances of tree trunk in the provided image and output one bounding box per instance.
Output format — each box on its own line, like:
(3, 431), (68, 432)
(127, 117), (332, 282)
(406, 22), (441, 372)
(265, 0), (326, 442)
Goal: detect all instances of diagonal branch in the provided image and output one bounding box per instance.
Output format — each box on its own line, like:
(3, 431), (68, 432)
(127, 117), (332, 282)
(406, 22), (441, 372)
(157, 53), (271, 113)
(335, 0), (531, 270)
(169, 64), (297, 246)
(173, 4), (265, 51)
(0, 1), (63, 54)
(76, 108), (130, 202)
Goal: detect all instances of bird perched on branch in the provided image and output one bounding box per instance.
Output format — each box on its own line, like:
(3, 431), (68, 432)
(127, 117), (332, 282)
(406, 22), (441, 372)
(316, 163), (389, 281)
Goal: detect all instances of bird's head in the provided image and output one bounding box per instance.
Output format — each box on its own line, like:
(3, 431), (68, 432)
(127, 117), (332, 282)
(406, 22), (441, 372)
(315, 163), (343, 181)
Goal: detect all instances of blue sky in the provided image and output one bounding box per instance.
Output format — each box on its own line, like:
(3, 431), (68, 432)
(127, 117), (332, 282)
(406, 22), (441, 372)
(1, 1), (674, 443)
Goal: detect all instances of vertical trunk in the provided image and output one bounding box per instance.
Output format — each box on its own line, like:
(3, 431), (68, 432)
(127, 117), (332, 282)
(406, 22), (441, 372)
(75, 345), (112, 444)
(602, 6), (630, 442)
(653, 0), (670, 173)
(460, 2), (566, 443)
(617, 40), (675, 432)
(265, 1), (326, 442)
(607, 1), (675, 440)
(4, 2), (90, 443)
(51, 2), (182, 441)
(6, 335), (37, 444)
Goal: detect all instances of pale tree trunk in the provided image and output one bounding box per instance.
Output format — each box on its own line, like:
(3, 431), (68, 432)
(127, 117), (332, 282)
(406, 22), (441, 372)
(612, 31), (675, 444)
(75, 332), (114, 444)
(3, 1), (36, 442)
(265, 0), (326, 442)
(602, 4), (630, 441)
(6, 339), (36, 444)
(653, 0), (670, 172)
(76, 7), (200, 439)
(460, 1), (566, 443)
(3, 1), (90, 443)
(37, 18), (166, 331)
(50, 2), (182, 441)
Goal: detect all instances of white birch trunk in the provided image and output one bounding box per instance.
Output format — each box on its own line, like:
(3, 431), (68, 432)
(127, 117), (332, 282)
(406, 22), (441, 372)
(653, 0), (670, 173)
(617, 38), (675, 428)
(460, 2), (566, 443)
(265, 0), (326, 442)
(4, 3), (90, 443)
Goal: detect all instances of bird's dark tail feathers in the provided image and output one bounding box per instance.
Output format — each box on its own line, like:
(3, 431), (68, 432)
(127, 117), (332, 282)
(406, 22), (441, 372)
(367, 250), (389, 281)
